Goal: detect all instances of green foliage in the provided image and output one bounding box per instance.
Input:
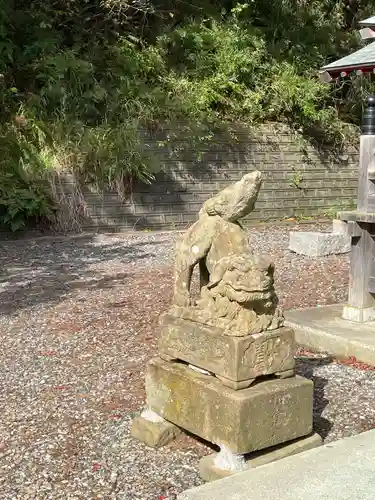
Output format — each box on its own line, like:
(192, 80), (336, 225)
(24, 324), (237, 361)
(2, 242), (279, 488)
(0, 0), (373, 230)
(0, 112), (54, 231)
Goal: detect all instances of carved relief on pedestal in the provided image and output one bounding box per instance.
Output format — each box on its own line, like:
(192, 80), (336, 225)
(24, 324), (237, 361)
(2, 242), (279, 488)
(242, 335), (292, 375)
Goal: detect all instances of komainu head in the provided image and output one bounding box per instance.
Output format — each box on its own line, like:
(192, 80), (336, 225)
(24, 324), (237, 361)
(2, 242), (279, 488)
(200, 171), (262, 222)
(207, 254), (276, 307)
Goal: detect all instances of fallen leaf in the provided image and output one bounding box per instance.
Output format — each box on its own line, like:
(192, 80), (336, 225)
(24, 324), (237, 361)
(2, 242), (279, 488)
(110, 414), (122, 420)
(92, 463), (102, 472)
(40, 350), (57, 357)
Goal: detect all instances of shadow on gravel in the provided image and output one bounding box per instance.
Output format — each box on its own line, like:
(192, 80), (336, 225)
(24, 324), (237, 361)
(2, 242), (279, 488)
(296, 355), (334, 441)
(0, 234), (166, 315)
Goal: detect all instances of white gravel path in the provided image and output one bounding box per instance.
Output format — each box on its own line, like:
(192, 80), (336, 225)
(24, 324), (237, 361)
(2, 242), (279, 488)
(0, 225), (373, 499)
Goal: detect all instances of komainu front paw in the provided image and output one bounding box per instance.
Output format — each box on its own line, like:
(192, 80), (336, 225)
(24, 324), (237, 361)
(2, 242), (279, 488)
(172, 291), (192, 307)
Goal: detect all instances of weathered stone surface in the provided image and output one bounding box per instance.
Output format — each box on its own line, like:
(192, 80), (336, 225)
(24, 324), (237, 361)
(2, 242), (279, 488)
(158, 314), (295, 388)
(173, 172), (262, 307)
(199, 433), (323, 482)
(171, 171), (283, 336)
(130, 414), (182, 448)
(343, 304), (375, 322)
(146, 357), (313, 454)
(332, 219), (349, 235)
(289, 231), (351, 257)
(170, 253), (284, 335)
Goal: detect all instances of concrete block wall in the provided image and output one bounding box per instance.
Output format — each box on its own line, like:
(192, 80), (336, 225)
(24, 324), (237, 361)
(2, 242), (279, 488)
(60, 125), (359, 231)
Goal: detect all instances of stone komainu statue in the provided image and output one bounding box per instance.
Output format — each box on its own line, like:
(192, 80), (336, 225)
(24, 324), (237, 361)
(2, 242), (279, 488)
(171, 171), (283, 336)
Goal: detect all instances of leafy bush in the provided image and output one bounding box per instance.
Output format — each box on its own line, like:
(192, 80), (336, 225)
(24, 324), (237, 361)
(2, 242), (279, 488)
(0, 0), (372, 230)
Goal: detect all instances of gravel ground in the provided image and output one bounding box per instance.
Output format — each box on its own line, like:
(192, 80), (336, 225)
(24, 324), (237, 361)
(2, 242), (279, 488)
(0, 224), (375, 499)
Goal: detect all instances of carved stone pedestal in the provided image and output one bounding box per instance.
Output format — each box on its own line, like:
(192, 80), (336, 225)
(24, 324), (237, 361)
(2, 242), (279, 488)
(146, 357), (313, 455)
(132, 355), (320, 482)
(159, 314), (295, 390)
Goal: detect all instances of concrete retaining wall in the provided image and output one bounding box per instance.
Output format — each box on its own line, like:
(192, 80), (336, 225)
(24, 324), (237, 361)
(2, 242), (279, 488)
(59, 124), (359, 231)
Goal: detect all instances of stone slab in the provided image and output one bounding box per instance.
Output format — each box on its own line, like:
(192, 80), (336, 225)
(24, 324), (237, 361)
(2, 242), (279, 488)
(199, 433), (323, 482)
(130, 414), (182, 448)
(285, 304), (375, 365)
(289, 231), (351, 257)
(332, 219), (349, 235)
(178, 429), (375, 500)
(159, 314), (295, 388)
(339, 210), (375, 223)
(342, 304), (375, 323)
(146, 357), (313, 454)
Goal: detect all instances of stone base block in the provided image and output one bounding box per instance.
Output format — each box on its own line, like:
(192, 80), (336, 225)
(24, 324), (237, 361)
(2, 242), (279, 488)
(146, 357), (313, 454)
(199, 433), (323, 482)
(159, 314), (295, 389)
(332, 219), (349, 235)
(131, 414), (182, 448)
(289, 231), (351, 257)
(342, 305), (375, 323)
